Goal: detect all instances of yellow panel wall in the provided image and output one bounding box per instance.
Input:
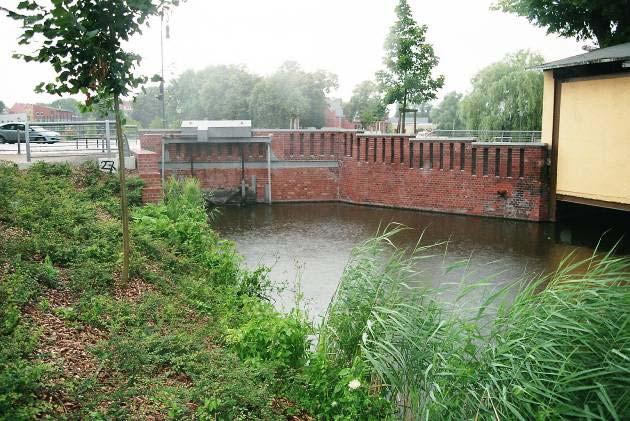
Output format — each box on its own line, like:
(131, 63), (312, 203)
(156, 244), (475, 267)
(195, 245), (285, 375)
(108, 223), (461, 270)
(541, 70), (555, 146)
(557, 75), (630, 205)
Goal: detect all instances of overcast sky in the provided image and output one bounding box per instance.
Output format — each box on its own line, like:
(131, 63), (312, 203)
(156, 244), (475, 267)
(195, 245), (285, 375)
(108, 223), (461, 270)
(1, 0), (584, 107)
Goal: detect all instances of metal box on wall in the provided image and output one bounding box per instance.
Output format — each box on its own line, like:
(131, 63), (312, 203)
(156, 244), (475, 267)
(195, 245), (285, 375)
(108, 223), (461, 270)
(181, 120), (251, 141)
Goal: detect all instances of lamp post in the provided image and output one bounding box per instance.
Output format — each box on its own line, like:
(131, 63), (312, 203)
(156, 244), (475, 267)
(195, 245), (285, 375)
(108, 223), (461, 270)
(159, 11), (167, 129)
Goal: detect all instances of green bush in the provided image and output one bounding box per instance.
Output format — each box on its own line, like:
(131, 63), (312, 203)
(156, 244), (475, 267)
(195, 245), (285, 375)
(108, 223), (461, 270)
(292, 353), (394, 420)
(0, 323), (51, 420)
(226, 298), (311, 370)
(0, 265), (51, 419)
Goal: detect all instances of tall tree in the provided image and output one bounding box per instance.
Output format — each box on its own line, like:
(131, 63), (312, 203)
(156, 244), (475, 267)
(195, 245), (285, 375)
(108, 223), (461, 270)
(430, 92), (464, 130)
(6, 0), (181, 284)
(131, 86), (165, 128)
(343, 81), (387, 129)
(250, 62), (337, 128)
(460, 50), (544, 131)
(494, 0), (630, 48)
(197, 65), (260, 121)
(377, 0), (444, 133)
(0, 100), (6, 113)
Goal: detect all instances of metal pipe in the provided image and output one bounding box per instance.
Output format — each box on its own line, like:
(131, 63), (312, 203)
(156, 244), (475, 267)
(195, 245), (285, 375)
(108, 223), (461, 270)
(267, 142), (272, 204)
(160, 12), (166, 129)
(161, 138), (165, 188)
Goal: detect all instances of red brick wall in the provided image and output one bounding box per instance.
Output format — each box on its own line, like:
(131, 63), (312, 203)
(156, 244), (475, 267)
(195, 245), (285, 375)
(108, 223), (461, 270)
(339, 135), (549, 221)
(9, 103), (73, 121)
(324, 108), (356, 129)
(252, 130), (354, 161)
(136, 134), (163, 203)
(166, 167), (339, 202)
(136, 131), (550, 220)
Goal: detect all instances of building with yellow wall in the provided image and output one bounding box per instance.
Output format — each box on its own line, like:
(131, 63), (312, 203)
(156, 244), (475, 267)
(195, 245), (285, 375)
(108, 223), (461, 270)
(539, 43), (630, 219)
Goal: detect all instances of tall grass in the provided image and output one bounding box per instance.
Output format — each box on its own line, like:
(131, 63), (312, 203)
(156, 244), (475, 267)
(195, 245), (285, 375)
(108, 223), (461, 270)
(319, 227), (630, 420)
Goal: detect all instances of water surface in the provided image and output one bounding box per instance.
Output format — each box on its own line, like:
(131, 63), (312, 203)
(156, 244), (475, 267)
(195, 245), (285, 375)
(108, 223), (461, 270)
(215, 202), (626, 319)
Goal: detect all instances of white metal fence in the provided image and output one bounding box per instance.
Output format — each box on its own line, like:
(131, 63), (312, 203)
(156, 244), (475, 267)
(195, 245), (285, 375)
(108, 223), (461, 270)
(416, 130), (542, 142)
(0, 120), (139, 161)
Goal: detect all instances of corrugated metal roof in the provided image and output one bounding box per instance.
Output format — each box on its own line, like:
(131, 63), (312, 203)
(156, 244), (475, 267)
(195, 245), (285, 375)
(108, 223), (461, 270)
(538, 42), (630, 70)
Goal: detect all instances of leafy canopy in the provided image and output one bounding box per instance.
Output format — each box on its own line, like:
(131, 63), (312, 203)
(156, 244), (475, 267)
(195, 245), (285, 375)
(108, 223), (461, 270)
(494, 0), (630, 48)
(6, 0), (180, 106)
(430, 91), (464, 130)
(249, 61), (338, 129)
(460, 50), (544, 131)
(377, 0), (444, 109)
(343, 81), (387, 128)
(131, 62), (337, 129)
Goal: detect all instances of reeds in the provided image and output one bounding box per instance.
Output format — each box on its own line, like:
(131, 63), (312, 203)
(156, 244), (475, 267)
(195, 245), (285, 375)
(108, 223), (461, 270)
(319, 226), (630, 420)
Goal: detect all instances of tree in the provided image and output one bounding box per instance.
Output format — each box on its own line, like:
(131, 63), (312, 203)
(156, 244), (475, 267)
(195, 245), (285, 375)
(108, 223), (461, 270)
(416, 102), (432, 120)
(48, 97), (103, 120)
(49, 98), (81, 115)
(430, 92), (464, 130)
(377, 0), (444, 133)
(131, 86), (164, 128)
(197, 65), (260, 121)
(250, 62), (337, 128)
(343, 81), (387, 129)
(142, 65), (260, 126)
(460, 50), (544, 131)
(6, 0), (181, 284)
(0, 100), (6, 113)
(494, 0), (630, 48)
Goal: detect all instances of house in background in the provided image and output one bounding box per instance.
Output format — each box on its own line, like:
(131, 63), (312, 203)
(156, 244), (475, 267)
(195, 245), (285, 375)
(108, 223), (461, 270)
(324, 98), (357, 129)
(388, 115), (433, 134)
(539, 42), (630, 218)
(8, 103), (74, 121)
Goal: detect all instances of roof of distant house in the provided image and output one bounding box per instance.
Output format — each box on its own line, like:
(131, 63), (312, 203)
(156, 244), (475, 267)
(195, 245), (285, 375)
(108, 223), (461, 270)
(9, 103), (73, 114)
(9, 103), (31, 113)
(538, 42), (630, 70)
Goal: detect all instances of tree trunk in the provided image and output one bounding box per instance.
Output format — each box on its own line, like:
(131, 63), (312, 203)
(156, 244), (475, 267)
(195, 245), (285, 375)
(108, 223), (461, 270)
(114, 96), (130, 284)
(401, 95), (407, 134)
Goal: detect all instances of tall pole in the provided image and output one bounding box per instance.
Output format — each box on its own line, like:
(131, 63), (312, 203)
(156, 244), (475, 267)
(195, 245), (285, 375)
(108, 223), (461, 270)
(160, 12), (166, 129)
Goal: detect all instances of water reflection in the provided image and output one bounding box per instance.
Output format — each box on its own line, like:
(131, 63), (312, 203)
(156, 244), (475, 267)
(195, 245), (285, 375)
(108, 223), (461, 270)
(215, 203), (625, 320)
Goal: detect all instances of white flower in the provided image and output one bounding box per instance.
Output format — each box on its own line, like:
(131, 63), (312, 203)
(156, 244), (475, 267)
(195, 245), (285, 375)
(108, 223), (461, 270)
(348, 379), (361, 390)
(331, 401), (337, 407)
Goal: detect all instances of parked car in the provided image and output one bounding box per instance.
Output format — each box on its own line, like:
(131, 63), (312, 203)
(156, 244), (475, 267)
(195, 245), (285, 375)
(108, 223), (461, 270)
(0, 123), (62, 144)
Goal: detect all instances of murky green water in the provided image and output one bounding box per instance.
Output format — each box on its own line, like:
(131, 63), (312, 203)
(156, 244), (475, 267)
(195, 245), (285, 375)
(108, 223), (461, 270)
(215, 202), (627, 320)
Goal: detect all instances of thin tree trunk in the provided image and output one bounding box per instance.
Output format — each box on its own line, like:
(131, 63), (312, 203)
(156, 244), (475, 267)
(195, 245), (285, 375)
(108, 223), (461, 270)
(401, 95), (407, 134)
(114, 95), (130, 284)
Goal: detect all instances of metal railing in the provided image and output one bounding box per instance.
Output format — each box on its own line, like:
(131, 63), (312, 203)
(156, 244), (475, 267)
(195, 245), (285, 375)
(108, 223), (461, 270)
(416, 130), (542, 143)
(0, 120), (138, 161)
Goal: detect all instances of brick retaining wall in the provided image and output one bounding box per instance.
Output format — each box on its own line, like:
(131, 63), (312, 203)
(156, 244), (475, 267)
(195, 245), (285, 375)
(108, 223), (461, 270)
(136, 130), (550, 221)
(339, 135), (548, 220)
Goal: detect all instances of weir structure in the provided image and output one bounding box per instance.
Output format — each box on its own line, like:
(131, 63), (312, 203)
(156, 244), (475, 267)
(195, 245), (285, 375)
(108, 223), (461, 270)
(159, 121), (272, 204)
(136, 128), (550, 221)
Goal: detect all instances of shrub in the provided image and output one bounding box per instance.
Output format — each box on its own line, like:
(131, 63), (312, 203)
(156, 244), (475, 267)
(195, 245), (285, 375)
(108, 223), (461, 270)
(293, 353), (394, 420)
(226, 298), (311, 370)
